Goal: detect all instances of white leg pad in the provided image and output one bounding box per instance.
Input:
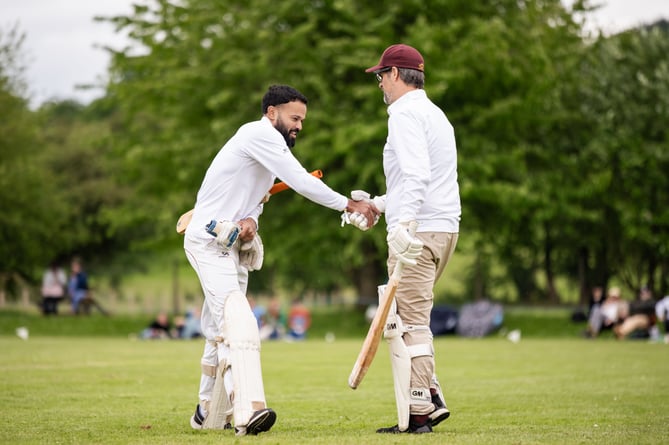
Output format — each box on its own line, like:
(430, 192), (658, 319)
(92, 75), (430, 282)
(383, 295), (433, 431)
(203, 359), (233, 429)
(223, 290), (266, 427)
(384, 297), (411, 431)
(406, 334), (434, 412)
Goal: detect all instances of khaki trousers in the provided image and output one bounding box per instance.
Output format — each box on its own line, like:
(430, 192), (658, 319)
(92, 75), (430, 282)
(387, 231), (458, 415)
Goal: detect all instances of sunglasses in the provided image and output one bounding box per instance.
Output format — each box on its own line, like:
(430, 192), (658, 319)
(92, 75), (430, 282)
(375, 67), (392, 82)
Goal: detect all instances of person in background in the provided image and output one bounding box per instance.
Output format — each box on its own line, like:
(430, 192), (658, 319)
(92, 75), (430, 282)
(142, 312), (175, 339)
(67, 258), (89, 315)
(261, 297), (286, 341)
(248, 297), (267, 331)
(180, 307), (203, 339)
(287, 298), (311, 340)
(654, 294), (669, 343)
(585, 286), (626, 338)
(41, 260), (67, 315)
(614, 286), (657, 340)
(587, 286), (604, 319)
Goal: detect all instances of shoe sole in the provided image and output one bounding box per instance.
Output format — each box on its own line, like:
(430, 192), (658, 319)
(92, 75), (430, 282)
(246, 408), (276, 435)
(376, 424), (432, 434)
(376, 425), (402, 434)
(430, 407), (450, 427)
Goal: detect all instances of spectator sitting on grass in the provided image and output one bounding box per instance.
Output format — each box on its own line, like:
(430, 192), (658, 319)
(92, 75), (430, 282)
(654, 295), (669, 343)
(614, 286), (657, 340)
(584, 286), (626, 338)
(260, 297), (286, 341)
(142, 312), (175, 339)
(287, 298), (311, 340)
(179, 307), (202, 339)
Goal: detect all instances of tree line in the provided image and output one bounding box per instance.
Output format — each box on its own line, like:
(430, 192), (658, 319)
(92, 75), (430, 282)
(1, 0), (667, 305)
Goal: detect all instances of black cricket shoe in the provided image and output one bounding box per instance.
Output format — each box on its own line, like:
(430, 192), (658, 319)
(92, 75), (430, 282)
(376, 415), (432, 434)
(189, 404), (232, 430)
(236, 408), (276, 436)
(429, 389), (451, 427)
(190, 404), (205, 430)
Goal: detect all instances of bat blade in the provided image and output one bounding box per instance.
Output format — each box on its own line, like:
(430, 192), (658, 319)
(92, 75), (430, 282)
(348, 221), (417, 389)
(348, 277), (399, 389)
(176, 209), (194, 235)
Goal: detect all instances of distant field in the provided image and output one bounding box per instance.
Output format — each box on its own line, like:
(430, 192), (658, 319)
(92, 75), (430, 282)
(0, 305), (590, 340)
(0, 330), (665, 444)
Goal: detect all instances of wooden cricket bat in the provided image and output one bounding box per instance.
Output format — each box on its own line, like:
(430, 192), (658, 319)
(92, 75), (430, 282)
(176, 169), (323, 234)
(348, 221), (418, 389)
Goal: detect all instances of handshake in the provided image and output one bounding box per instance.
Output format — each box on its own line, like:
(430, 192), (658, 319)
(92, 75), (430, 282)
(341, 190), (386, 231)
(341, 191), (423, 266)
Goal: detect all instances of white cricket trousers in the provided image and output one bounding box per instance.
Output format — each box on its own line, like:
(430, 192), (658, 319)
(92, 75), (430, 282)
(184, 233), (249, 403)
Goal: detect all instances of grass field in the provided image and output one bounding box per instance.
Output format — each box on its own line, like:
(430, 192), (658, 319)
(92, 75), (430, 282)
(1, 317), (666, 445)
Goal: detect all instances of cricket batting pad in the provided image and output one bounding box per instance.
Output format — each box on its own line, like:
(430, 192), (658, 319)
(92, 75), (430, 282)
(386, 301), (433, 430)
(223, 290), (266, 427)
(203, 360), (233, 429)
(384, 298), (411, 431)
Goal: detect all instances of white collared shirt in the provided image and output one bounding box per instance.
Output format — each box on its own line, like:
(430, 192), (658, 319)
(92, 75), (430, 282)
(383, 89), (461, 233)
(186, 116), (348, 239)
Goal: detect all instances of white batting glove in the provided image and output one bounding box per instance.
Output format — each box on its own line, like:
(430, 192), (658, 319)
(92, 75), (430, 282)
(370, 194), (386, 213)
(240, 233), (264, 271)
(205, 220), (241, 252)
(387, 222), (423, 266)
(341, 191), (385, 231)
(350, 190), (371, 202)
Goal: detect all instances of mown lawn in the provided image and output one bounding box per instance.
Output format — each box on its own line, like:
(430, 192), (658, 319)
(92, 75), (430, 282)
(0, 323), (665, 445)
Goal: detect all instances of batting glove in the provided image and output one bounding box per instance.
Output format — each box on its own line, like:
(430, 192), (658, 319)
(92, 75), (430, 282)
(387, 222), (423, 266)
(240, 234), (264, 271)
(205, 220), (241, 252)
(342, 191), (385, 231)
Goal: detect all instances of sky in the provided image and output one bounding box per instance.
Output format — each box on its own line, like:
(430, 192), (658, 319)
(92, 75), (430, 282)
(2, 0), (669, 108)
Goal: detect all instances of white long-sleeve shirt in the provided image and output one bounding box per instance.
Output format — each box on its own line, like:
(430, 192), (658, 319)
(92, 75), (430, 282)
(383, 89), (461, 233)
(186, 116), (348, 240)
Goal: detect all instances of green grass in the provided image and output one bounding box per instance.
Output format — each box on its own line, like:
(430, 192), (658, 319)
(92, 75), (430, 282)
(0, 328), (666, 444)
(0, 305), (592, 339)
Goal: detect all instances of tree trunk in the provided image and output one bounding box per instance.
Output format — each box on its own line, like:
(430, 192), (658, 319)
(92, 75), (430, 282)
(353, 243), (385, 309)
(544, 227), (559, 304)
(578, 246), (589, 306)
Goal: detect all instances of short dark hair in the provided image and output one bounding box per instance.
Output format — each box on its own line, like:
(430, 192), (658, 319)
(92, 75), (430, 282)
(262, 85), (308, 114)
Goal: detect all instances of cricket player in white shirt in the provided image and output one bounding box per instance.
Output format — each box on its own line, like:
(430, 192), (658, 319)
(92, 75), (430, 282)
(347, 44), (461, 434)
(185, 85), (378, 436)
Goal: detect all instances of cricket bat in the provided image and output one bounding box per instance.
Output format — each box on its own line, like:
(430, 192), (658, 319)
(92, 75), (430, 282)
(176, 170), (323, 234)
(348, 221), (418, 389)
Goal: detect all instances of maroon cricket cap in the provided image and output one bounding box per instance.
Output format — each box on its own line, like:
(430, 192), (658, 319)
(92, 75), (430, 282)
(365, 44), (425, 73)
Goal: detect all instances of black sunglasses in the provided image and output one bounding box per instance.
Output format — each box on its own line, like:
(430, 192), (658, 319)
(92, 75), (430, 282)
(375, 67), (392, 82)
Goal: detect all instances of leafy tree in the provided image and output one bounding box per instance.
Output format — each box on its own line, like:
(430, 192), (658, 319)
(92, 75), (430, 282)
(99, 0), (593, 303)
(566, 25), (669, 296)
(0, 25), (53, 298)
(0, 22), (145, 299)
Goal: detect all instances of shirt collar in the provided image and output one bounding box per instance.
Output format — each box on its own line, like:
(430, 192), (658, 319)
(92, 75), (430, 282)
(387, 89), (426, 115)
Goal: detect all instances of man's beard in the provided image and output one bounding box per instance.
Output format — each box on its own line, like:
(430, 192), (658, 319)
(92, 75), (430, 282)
(275, 120), (298, 148)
